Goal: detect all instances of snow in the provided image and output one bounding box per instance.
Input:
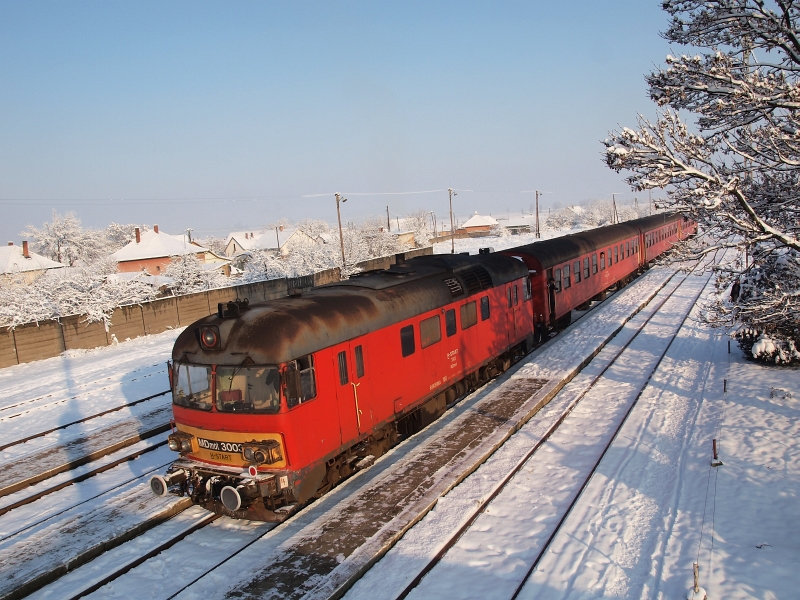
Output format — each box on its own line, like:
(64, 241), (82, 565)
(0, 244), (66, 274)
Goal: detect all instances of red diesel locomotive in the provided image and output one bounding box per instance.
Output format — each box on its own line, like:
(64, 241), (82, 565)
(150, 213), (694, 521)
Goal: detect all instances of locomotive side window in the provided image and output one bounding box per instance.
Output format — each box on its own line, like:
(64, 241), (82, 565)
(592, 254), (598, 274)
(445, 309), (457, 337)
(563, 264), (571, 289)
(507, 287), (512, 308)
(574, 261), (581, 283)
(583, 257), (590, 279)
(554, 268), (562, 292)
(481, 296), (490, 320)
(354, 346), (365, 378)
(420, 315), (442, 348)
(461, 301), (478, 329)
(173, 364), (212, 411)
(525, 276), (532, 299)
(514, 285), (519, 305)
(217, 366), (280, 413)
(338, 351), (349, 384)
(600, 252), (605, 270)
(400, 325), (416, 357)
(298, 355), (317, 401)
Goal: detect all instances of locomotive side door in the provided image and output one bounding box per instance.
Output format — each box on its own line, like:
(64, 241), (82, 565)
(333, 339), (374, 444)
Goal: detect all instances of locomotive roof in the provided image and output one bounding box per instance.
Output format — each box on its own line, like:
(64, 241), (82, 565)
(173, 253), (528, 366)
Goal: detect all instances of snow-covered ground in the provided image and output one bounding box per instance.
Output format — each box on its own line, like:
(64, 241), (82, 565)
(432, 228), (584, 256)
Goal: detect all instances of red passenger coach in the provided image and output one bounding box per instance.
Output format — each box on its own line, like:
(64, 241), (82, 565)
(151, 253), (534, 521)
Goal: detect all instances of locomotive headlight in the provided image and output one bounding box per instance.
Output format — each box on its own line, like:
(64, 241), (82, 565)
(180, 439), (192, 453)
(243, 446), (254, 462)
(168, 438), (180, 451)
(254, 450), (267, 464)
(198, 326), (220, 350)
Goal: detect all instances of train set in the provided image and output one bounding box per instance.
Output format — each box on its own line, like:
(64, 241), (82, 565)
(149, 213), (696, 521)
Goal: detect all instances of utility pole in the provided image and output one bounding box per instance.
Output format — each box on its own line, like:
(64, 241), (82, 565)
(335, 193), (347, 268)
(448, 188), (457, 254)
(275, 227), (280, 254)
(386, 206), (391, 232)
(186, 228), (193, 244)
(535, 190), (541, 239)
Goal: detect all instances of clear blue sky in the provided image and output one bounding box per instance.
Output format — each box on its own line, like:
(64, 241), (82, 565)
(0, 1), (675, 242)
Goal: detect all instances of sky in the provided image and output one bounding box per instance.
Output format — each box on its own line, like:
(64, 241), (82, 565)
(0, 1), (676, 243)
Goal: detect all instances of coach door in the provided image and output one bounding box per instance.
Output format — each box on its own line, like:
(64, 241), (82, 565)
(333, 339), (374, 441)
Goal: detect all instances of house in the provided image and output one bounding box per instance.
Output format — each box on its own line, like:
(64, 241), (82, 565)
(461, 213), (499, 233)
(224, 231), (263, 257)
(111, 225), (209, 275)
(0, 241), (66, 283)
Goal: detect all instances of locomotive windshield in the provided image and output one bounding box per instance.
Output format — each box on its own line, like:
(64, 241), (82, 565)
(216, 366), (281, 413)
(173, 363), (212, 411)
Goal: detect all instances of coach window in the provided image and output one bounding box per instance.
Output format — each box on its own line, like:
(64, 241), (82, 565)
(524, 276), (532, 300)
(574, 261), (581, 283)
(400, 325), (415, 357)
(606, 248), (612, 266)
(354, 346), (365, 378)
(600, 252), (606, 270)
(481, 296), (490, 320)
(514, 285), (519, 305)
(420, 315), (442, 348)
(619, 243), (624, 258)
(337, 351), (349, 384)
(583, 257), (590, 279)
(592, 254), (598, 274)
(554, 268), (562, 292)
(507, 287), (513, 308)
(626, 241), (630, 257)
(461, 301), (478, 329)
(445, 309), (457, 337)
(563, 264), (571, 289)
(614, 246), (619, 263)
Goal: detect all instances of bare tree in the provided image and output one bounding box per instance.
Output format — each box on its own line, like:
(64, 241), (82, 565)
(605, 0), (800, 362)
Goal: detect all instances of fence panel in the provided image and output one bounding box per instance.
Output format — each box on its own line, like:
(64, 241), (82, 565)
(206, 288), (241, 315)
(62, 315), (109, 350)
(0, 328), (17, 368)
(313, 267), (341, 287)
(235, 282), (268, 304)
(108, 305), (146, 342)
(176, 292), (212, 327)
(13, 321), (65, 363)
(263, 279), (288, 300)
(142, 297), (180, 335)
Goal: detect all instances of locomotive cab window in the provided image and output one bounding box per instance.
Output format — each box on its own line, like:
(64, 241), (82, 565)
(217, 366), (281, 413)
(445, 308), (457, 337)
(173, 363), (212, 411)
(461, 301), (478, 329)
(563, 264), (571, 289)
(400, 325), (416, 357)
(286, 355), (317, 408)
(574, 261), (581, 283)
(480, 296), (490, 320)
(420, 315), (442, 348)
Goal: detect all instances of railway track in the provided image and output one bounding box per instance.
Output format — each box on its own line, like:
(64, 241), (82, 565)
(360, 266), (706, 600)
(27, 264), (685, 600)
(0, 264), (692, 600)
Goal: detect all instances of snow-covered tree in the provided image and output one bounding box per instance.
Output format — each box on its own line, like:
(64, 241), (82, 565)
(545, 207), (582, 230)
(404, 209), (433, 246)
(604, 0), (800, 363)
(163, 254), (227, 295)
(196, 235), (226, 256)
(22, 211), (110, 266)
(103, 223), (149, 252)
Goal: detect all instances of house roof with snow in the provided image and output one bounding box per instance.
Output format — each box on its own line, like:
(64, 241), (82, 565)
(252, 228), (314, 251)
(462, 213), (499, 229)
(110, 229), (208, 262)
(0, 243), (66, 275)
(225, 231), (264, 254)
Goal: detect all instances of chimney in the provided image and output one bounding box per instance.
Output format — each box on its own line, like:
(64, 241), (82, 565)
(279, 225), (284, 232)
(153, 224), (159, 233)
(135, 228), (141, 243)
(22, 240), (30, 258)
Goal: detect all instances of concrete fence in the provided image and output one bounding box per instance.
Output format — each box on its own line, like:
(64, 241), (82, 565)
(0, 247), (433, 368)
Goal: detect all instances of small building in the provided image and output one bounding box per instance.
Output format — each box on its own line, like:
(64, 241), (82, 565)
(461, 213), (499, 233)
(224, 231), (263, 257)
(501, 217), (532, 235)
(251, 226), (318, 257)
(111, 225), (209, 275)
(0, 241), (66, 283)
